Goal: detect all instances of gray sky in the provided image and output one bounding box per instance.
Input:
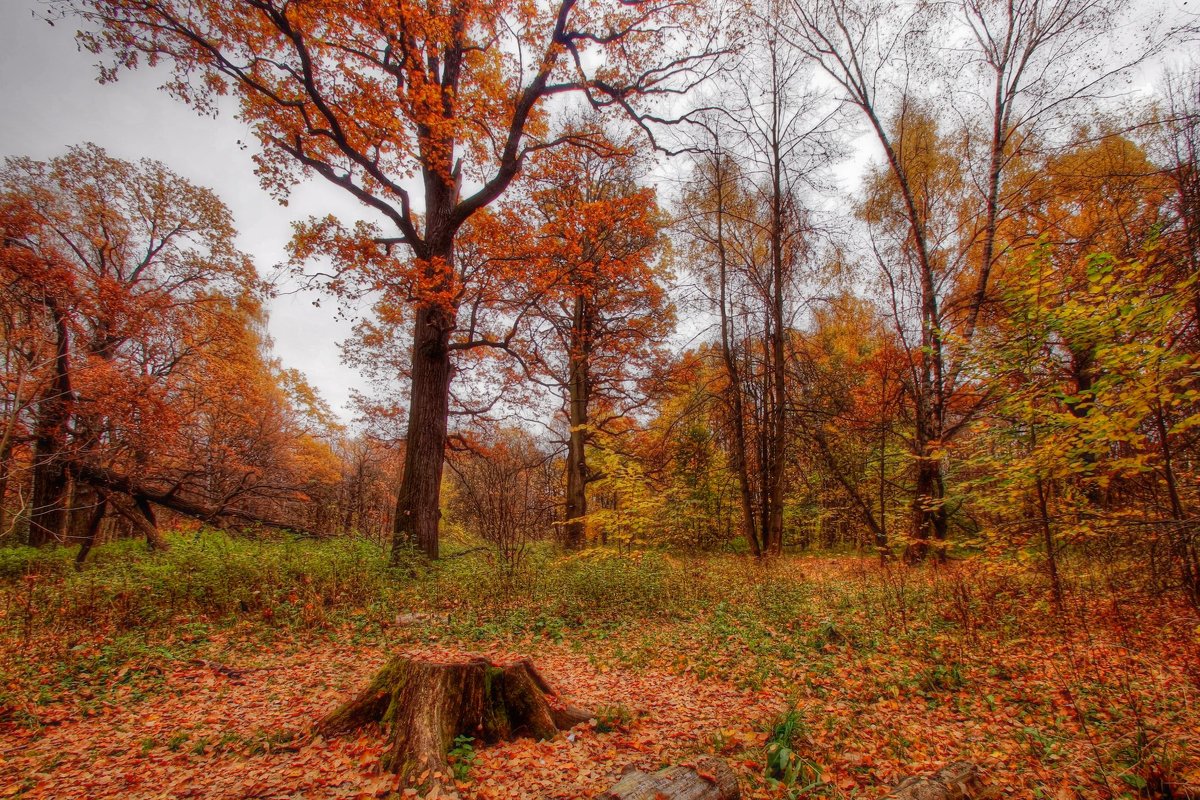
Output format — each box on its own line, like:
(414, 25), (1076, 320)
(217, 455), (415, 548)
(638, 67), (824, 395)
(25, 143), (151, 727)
(0, 0), (369, 419)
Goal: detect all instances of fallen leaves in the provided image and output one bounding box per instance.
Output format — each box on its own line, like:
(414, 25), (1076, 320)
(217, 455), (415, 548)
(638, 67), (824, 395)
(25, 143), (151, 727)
(2, 557), (1198, 800)
(0, 641), (783, 800)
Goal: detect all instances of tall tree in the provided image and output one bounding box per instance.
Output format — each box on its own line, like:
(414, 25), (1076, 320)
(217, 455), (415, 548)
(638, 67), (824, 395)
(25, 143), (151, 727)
(679, 6), (830, 555)
(59, 0), (722, 560)
(785, 0), (1155, 558)
(514, 137), (671, 549)
(1, 144), (259, 547)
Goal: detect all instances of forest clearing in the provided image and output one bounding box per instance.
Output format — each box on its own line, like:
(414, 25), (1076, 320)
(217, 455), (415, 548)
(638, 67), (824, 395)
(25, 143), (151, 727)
(2, 541), (1196, 799)
(2, 0), (1200, 797)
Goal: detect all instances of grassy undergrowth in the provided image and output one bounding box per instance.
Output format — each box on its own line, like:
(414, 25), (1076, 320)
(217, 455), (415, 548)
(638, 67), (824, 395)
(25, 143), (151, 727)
(2, 533), (1198, 797)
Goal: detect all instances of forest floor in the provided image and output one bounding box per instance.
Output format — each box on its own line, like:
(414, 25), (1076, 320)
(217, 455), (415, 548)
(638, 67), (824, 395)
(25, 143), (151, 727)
(1, 544), (1198, 799)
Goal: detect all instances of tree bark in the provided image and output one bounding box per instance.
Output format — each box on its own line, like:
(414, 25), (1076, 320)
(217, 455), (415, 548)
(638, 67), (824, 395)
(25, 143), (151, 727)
(28, 299), (71, 547)
(0, 438), (12, 539)
(317, 655), (590, 794)
(110, 494), (169, 552)
(707, 149), (761, 558)
(563, 293), (591, 550)
(907, 446), (947, 563)
(392, 296), (455, 562)
(75, 494), (108, 567)
(765, 39), (788, 558)
(600, 757), (740, 800)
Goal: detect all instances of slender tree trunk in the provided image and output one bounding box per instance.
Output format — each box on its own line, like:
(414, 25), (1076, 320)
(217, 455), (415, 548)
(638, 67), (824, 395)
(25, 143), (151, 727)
(710, 152), (761, 558)
(28, 300), (71, 547)
(1066, 348), (1103, 506)
(877, 372), (890, 561)
(391, 253), (456, 562)
(75, 494), (108, 567)
(1034, 474), (1063, 609)
(0, 439), (11, 540)
(1154, 404), (1198, 607)
(766, 243), (787, 557)
(563, 294), (590, 550)
(765, 62), (788, 557)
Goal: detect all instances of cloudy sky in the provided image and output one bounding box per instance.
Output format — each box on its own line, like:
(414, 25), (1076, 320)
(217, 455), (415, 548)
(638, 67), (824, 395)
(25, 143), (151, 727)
(0, 1), (370, 419)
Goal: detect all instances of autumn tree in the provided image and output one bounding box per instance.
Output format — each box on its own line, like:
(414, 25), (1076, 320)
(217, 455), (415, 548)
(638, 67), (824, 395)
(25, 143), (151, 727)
(1150, 67), (1200, 350)
(788, 295), (909, 557)
(162, 296), (344, 541)
(507, 136), (672, 549)
(674, 0), (835, 557)
(968, 247), (1200, 606)
(638, 351), (747, 550)
(0, 144), (260, 548)
(784, 0), (1158, 558)
(58, 0), (724, 561)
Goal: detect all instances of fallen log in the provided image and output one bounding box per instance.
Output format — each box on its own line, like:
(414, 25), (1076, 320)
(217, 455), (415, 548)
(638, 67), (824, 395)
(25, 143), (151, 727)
(599, 757), (740, 800)
(69, 461), (322, 539)
(316, 655), (591, 793)
(886, 762), (985, 800)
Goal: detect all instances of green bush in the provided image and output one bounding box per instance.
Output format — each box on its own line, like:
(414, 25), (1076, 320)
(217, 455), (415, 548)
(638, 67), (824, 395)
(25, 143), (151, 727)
(0, 531), (401, 636)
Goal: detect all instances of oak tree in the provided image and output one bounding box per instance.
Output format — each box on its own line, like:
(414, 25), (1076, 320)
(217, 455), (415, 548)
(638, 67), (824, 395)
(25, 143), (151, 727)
(59, 0), (723, 560)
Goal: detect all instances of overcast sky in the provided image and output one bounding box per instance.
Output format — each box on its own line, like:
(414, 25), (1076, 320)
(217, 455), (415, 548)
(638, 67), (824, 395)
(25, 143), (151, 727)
(0, 1), (370, 420)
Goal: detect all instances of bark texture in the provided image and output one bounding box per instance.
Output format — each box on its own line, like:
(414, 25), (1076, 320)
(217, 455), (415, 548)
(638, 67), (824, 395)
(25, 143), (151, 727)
(391, 298), (455, 562)
(316, 655), (590, 792)
(599, 757), (740, 800)
(563, 293), (591, 550)
(27, 299), (72, 547)
(886, 762), (985, 800)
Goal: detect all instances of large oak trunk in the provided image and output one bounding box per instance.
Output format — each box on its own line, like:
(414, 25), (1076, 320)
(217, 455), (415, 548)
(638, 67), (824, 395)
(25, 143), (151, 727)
(391, 300), (455, 562)
(317, 655), (590, 793)
(28, 432), (68, 547)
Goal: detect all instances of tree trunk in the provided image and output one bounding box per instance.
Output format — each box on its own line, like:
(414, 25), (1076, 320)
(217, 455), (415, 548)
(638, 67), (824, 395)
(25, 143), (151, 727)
(886, 761), (984, 800)
(709, 150), (760, 559)
(317, 655), (591, 794)
(392, 298), (455, 562)
(766, 78), (788, 558)
(28, 299), (72, 547)
(75, 494), (108, 567)
(600, 757), (740, 800)
(0, 438), (12, 539)
(907, 447), (947, 563)
(564, 293), (591, 550)
(111, 494), (168, 552)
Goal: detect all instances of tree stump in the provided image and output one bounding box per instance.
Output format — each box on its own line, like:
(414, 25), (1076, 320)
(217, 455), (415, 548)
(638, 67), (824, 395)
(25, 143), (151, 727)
(316, 655), (591, 791)
(599, 757), (740, 800)
(886, 762), (985, 800)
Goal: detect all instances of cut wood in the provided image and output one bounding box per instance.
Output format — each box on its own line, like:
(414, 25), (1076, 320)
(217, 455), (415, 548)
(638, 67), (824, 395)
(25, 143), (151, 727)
(316, 655), (590, 793)
(886, 762), (985, 800)
(599, 756), (740, 800)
